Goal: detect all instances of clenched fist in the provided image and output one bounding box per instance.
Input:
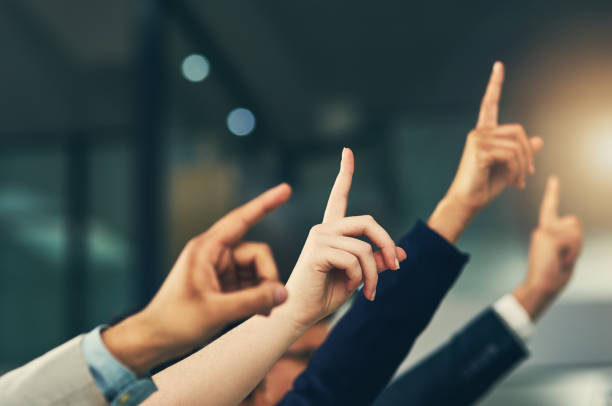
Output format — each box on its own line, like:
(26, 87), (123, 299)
(514, 176), (583, 320)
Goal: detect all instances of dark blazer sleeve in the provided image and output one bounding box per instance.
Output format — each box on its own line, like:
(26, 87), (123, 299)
(372, 308), (529, 406)
(277, 221), (470, 406)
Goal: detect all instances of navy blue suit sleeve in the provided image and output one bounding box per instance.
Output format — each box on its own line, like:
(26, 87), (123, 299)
(277, 221), (469, 406)
(372, 308), (528, 406)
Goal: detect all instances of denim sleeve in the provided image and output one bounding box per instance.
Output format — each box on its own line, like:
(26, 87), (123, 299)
(81, 326), (157, 406)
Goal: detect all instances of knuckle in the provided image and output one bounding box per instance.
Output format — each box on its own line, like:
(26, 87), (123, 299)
(360, 242), (373, 255)
(185, 237), (198, 251)
(473, 137), (489, 151)
(476, 149), (490, 162)
(309, 224), (323, 235)
(507, 123), (525, 134)
(502, 150), (514, 161)
(186, 236), (204, 253)
(363, 214), (375, 223)
(531, 229), (543, 242)
(255, 242), (273, 255)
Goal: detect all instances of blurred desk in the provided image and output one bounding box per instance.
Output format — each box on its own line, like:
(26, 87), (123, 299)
(480, 364), (612, 406)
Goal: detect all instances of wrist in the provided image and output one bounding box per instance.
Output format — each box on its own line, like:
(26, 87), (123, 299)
(427, 194), (477, 244)
(101, 312), (172, 376)
(512, 283), (557, 322)
(271, 283), (318, 336)
(266, 300), (313, 341)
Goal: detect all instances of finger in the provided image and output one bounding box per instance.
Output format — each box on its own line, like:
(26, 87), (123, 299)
(530, 136), (544, 155)
(558, 215), (583, 250)
(323, 148), (355, 223)
(373, 246), (407, 272)
(539, 175), (560, 226)
(324, 247), (367, 297)
(477, 61), (505, 129)
(213, 281), (288, 320)
(556, 216), (583, 270)
(486, 137), (525, 188)
(212, 183), (292, 244)
(558, 215), (582, 234)
(323, 235), (378, 298)
(232, 242), (280, 283)
(326, 215), (398, 270)
(495, 124), (533, 178)
(485, 147), (520, 186)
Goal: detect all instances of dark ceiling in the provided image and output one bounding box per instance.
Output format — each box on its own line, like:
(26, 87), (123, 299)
(3, 0), (612, 141)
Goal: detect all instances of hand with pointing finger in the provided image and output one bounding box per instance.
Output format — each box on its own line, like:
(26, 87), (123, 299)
(429, 61), (544, 243)
(102, 184), (292, 375)
(284, 148), (406, 329)
(513, 176), (583, 320)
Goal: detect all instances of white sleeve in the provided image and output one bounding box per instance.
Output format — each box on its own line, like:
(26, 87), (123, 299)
(493, 294), (534, 344)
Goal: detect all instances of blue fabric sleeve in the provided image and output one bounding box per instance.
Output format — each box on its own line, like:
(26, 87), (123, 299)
(372, 309), (528, 406)
(81, 326), (157, 406)
(278, 220), (470, 406)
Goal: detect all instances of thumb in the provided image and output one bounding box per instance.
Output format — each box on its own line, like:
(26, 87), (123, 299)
(530, 136), (544, 153)
(214, 282), (288, 322)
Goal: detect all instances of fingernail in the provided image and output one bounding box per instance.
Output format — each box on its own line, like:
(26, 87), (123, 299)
(370, 289), (376, 301)
(394, 258), (400, 270)
(274, 286), (288, 305)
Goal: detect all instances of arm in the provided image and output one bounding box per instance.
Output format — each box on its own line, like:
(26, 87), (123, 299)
(144, 148), (405, 406)
(0, 336), (107, 406)
(279, 61), (545, 406)
(279, 221), (469, 406)
(102, 183), (293, 377)
(373, 176), (583, 406)
(0, 184), (294, 406)
(371, 307), (528, 406)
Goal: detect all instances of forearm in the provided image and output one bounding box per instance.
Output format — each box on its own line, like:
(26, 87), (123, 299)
(427, 194), (476, 244)
(101, 313), (172, 376)
(512, 283), (557, 321)
(144, 303), (308, 406)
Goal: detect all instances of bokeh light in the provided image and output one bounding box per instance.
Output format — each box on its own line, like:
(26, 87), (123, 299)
(181, 54), (210, 82)
(226, 108), (256, 136)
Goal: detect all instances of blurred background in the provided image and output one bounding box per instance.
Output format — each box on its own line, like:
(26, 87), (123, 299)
(2, 0), (612, 403)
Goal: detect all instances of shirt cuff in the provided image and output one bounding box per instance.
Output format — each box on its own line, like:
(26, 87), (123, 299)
(81, 326), (157, 406)
(493, 294), (534, 344)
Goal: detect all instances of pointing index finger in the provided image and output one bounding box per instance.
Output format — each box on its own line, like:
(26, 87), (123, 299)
(323, 147), (354, 223)
(477, 61), (505, 129)
(212, 183), (292, 244)
(539, 175), (560, 226)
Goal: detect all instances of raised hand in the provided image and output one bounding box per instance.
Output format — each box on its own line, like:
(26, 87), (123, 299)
(429, 61), (544, 243)
(513, 176), (583, 320)
(102, 184), (292, 374)
(284, 148), (406, 328)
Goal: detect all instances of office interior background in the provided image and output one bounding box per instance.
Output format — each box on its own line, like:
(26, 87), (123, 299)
(2, 1), (612, 404)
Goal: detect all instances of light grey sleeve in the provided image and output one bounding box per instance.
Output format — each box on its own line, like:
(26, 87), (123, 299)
(0, 335), (108, 406)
